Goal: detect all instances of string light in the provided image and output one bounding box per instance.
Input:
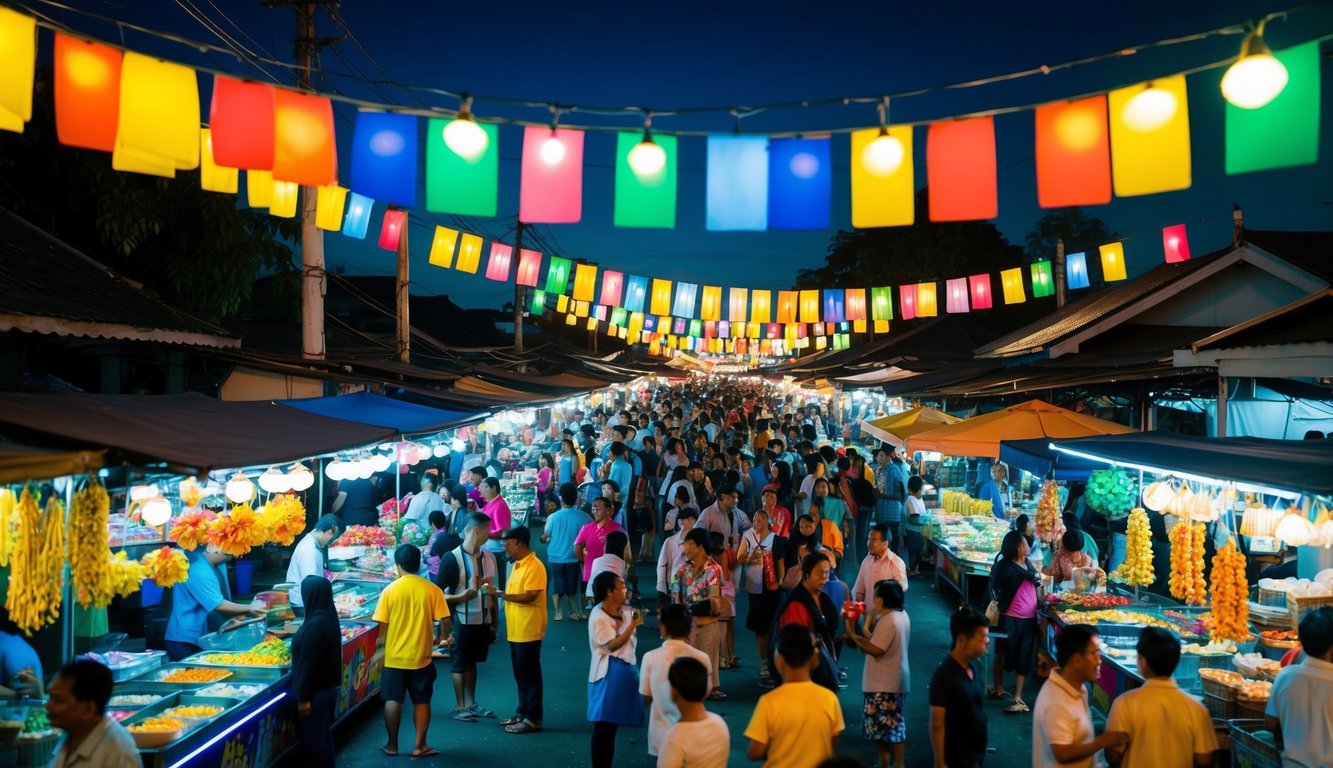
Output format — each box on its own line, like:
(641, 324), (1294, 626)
(627, 111), (667, 178)
(442, 94), (488, 160)
(1221, 20), (1289, 109)
(860, 96), (904, 176)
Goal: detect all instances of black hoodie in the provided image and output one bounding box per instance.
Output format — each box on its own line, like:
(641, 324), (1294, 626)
(291, 576), (341, 701)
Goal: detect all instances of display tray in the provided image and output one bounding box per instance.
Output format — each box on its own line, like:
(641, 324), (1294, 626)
(183, 651), (291, 669)
(122, 694), (240, 751)
(142, 663), (282, 685)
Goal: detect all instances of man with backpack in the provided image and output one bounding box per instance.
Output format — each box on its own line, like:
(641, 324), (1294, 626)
(436, 513), (499, 723)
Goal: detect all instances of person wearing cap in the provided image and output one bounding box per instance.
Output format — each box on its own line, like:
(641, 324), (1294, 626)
(492, 526), (547, 734)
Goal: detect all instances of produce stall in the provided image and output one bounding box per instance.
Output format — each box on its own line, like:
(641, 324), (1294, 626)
(922, 510), (1009, 605)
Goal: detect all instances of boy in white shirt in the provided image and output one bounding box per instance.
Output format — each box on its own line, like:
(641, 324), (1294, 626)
(657, 656), (729, 768)
(586, 530), (631, 598)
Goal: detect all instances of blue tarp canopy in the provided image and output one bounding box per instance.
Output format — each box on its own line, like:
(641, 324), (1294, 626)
(277, 392), (485, 435)
(1048, 432), (1333, 497)
(999, 438), (1101, 481)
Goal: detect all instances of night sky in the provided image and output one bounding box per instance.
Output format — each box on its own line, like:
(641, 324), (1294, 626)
(32, 0), (1333, 307)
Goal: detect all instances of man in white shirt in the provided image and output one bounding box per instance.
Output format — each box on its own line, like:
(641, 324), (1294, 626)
(45, 660), (141, 768)
(656, 508), (698, 609)
(286, 515), (343, 615)
(657, 655), (729, 768)
(1265, 605), (1333, 768)
(852, 523), (908, 603)
(402, 472), (445, 527)
(1033, 624), (1127, 768)
(587, 531), (631, 598)
(1105, 627), (1217, 768)
(640, 605), (712, 758)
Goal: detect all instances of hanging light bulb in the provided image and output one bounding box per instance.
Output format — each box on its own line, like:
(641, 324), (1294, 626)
(860, 97), (904, 176)
(1122, 82), (1178, 132)
(627, 111), (667, 178)
(129, 484), (160, 503)
(432, 443), (449, 458)
(287, 462), (315, 491)
(1221, 21), (1289, 109)
(224, 471), (256, 504)
(257, 466), (292, 495)
(1275, 507), (1313, 547)
(442, 94), (489, 160)
(141, 495), (173, 527)
(324, 458), (347, 481)
(540, 130), (566, 165)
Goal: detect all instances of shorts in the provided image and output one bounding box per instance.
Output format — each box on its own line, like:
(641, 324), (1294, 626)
(451, 623), (494, 672)
(1000, 614), (1038, 676)
(862, 692), (907, 743)
(381, 663), (437, 704)
(552, 562), (581, 596)
(745, 589), (781, 634)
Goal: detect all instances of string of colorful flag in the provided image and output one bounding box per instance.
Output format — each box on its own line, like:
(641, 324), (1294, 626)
(0, 7), (1324, 234)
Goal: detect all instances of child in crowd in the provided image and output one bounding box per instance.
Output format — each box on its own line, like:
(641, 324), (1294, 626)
(744, 624), (845, 767)
(656, 657), (729, 768)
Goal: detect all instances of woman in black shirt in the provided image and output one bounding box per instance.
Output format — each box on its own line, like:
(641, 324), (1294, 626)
(291, 576), (342, 768)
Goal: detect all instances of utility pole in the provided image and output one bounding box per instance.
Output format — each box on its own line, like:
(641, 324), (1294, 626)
(513, 220), (525, 353)
(395, 210), (410, 363)
(1055, 237), (1067, 308)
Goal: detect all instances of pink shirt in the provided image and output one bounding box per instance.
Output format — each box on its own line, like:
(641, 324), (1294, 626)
(482, 496), (512, 538)
(574, 520), (624, 581)
(1005, 579), (1038, 619)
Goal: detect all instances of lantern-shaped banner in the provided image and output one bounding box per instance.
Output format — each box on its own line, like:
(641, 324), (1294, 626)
(575, 301), (591, 318)
(270, 180), (299, 218)
(1030, 261), (1054, 298)
(53, 34), (121, 151)
(799, 290), (821, 324)
(1066, 252), (1091, 290)
(728, 288), (748, 322)
(564, 313), (578, 327)
(199, 129), (238, 194)
(628, 312), (645, 337)
(750, 290), (772, 324)
(429, 226), (459, 268)
(845, 289), (867, 322)
(672, 282), (699, 318)
(874, 320), (890, 334)
(946, 278), (969, 314)
(516, 248), (542, 287)
(700, 286), (722, 321)
(916, 283), (938, 317)
(688, 319), (703, 338)
(247, 170), (273, 208)
(624, 275), (649, 313)
(273, 89), (337, 186)
(545, 256), (572, 294)
(706, 135), (768, 231)
(315, 185), (348, 231)
(823, 290), (845, 324)
(0, 8), (35, 134)
(718, 320), (731, 339)
(1099, 242), (1127, 281)
(1035, 96), (1111, 208)
(530, 290), (547, 316)
(748, 320), (764, 339)
(969, 274), (993, 310)
(643, 314), (658, 333)
(456, 233), (483, 273)
(209, 76), (275, 169)
(611, 307), (629, 327)
(427, 117), (499, 217)
(342, 192), (373, 239)
(650, 279), (673, 316)
(673, 317), (688, 336)
(1162, 224), (1191, 263)
(1226, 40), (1321, 175)
(351, 111), (418, 208)
(784, 324), (797, 345)
(113, 53), (200, 177)
(927, 116), (997, 221)
(614, 130), (678, 228)
(600, 271), (624, 307)
(765, 323), (782, 340)
(1001, 267), (1026, 304)
(519, 126), (585, 223)
(851, 126), (915, 227)
(832, 334), (848, 352)
(587, 316), (599, 331)
(573, 263), (598, 302)
(485, 243), (513, 281)
(1108, 75), (1191, 197)
(594, 305), (609, 322)
(772, 291), (793, 324)
(379, 208), (407, 251)
(732, 322), (747, 338)
(606, 321), (619, 338)
(708, 337), (721, 354)
(769, 137), (832, 230)
(815, 336), (828, 351)
(899, 284), (917, 320)
(556, 295), (570, 313)
(853, 319), (867, 333)
(871, 287), (893, 321)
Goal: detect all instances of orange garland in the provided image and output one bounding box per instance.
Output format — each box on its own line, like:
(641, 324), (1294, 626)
(141, 546), (190, 588)
(169, 509), (216, 551)
(1209, 540), (1251, 641)
(261, 494), (307, 547)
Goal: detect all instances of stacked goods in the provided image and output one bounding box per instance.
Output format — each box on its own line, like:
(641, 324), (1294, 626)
(1208, 540), (1251, 642)
(1169, 520), (1207, 606)
(333, 525), (395, 548)
(1034, 480), (1065, 544)
(5, 489), (66, 635)
(1111, 507), (1154, 586)
(70, 482), (113, 607)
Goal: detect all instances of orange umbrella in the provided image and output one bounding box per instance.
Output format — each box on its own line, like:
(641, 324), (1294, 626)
(861, 407), (961, 448)
(907, 399), (1133, 458)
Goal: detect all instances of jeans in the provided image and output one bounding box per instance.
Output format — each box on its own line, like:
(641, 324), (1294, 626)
(510, 640), (543, 722)
(298, 687), (338, 768)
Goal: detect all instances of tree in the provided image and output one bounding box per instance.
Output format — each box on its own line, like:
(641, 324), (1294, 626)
(1024, 207), (1121, 264)
(0, 72), (299, 322)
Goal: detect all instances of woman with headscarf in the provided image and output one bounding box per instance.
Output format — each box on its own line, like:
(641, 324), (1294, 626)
(291, 576), (342, 768)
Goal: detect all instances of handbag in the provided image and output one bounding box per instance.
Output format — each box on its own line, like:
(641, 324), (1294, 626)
(985, 599), (1001, 626)
(587, 657), (645, 727)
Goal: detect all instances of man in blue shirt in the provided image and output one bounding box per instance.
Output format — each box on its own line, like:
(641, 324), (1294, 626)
(540, 483), (592, 621)
(164, 544), (264, 661)
(977, 463), (1009, 520)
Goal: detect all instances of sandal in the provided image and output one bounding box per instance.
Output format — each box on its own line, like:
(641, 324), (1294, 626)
(505, 719), (542, 734)
(986, 688), (1009, 700)
(1004, 699), (1030, 714)
(449, 708), (477, 722)
(707, 688), (728, 701)
(500, 715), (524, 727)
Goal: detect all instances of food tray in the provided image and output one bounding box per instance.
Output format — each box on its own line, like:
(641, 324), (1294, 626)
(1228, 719), (1282, 768)
(1199, 669), (1242, 700)
(99, 650), (167, 683)
(195, 683), (267, 699)
(122, 694), (239, 749)
(1260, 636), (1300, 650)
(147, 667), (233, 685)
(185, 652), (290, 669)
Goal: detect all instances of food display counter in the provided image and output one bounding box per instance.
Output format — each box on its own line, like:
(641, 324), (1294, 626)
(923, 513), (1008, 606)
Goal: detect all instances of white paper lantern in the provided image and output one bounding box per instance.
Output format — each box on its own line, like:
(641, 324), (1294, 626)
(287, 463), (315, 491)
(257, 466), (292, 495)
(224, 472), (255, 504)
(141, 495), (173, 526)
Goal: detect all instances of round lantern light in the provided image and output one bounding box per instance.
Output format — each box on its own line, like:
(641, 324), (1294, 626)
(257, 466), (292, 495)
(129, 484), (160, 503)
(1221, 24), (1289, 109)
(628, 134), (667, 178)
(1122, 83), (1178, 133)
(225, 472), (256, 504)
(370, 453), (392, 473)
(540, 132), (566, 165)
(1275, 508), (1313, 547)
(324, 458), (347, 481)
(451, 438), (466, 452)
(432, 443), (449, 458)
(141, 495), (173, 527)
(443, 111), (489, 161)
(860, 130), (904, 176)
(287, 462), (315, 492)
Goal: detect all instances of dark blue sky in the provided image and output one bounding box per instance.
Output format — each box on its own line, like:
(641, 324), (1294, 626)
(41, 0), (1333, 307)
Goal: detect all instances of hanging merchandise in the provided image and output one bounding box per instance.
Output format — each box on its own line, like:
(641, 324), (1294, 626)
(70, 482), (112, 608)
(1109, 75), (1192, 197)
(768, 137), (831, 230)
(927, 116), (998, 222)
(1034, 96), (1112, 208)
(1226, 40), (1321, 175)
(5, 488), (66, 635)
(140, 546), (189, 588)
(259, 494), (307, 547)
(351, 111), (418, 208)
(1111, 507), (1155, 587)
(1168, 519), (1207, 606)
(427, 117), (499, 216)
(53, 33), (121, 151)
(1085, 469), (1138, 518)
(169, 509), (217, 550)
(0, 489), (13, 567)
(1209, 540), (1251, 642)
(1034, 480), (1066, 545)
(206, 504), (268, 558)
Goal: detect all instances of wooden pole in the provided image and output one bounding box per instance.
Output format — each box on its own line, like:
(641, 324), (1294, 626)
(396, 212), (410, 364)
(514, 221), (526, 353)
(296, 2), (324, 360)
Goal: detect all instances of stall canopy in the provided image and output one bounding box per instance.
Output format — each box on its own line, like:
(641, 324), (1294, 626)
(862, 407), (961, 448)
(0, 392), (395, 475)
(908, 399), (1134, 458)
(0, 441), (105, 484)
(1049, 432), (1333, 497)
(276, 392), (485, 435)
(999, 438), (1102, 481)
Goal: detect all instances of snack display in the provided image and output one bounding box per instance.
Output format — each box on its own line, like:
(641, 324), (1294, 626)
(128, 716), (185, 732)
(1199, 668), (1244, 686)
(940, 490), (996, 517)
(164, 705), (223, 719)
(1045, 593), (1132, 609)
(108, 694), (161, 707)
(195, 684), (266, 698)
(159, 668), (231, 683)
(195, 637), (291, 667)
(128, 716), (186, 748)
(1060, 609), (1176, 630)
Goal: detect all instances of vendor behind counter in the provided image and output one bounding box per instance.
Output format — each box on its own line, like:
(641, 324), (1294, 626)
(164, 544), (265, 661)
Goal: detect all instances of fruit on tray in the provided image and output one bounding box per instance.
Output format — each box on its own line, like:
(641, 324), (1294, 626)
(199, 637), (291, 666)
(1208, 540), (1251, 642)
(129, 717), (185, 733)
(1063, 609), (1176, 630)
(1168, 520), (1207, 606)
(1034, 480), (1065, 544)
(1111, 508), (1154, 587)
(160, 668), (231, 683)
(21, 709), (49, 734)
(164, 705), (222, 719)
(1236, 680), (1272, 700)
(1261, 629), (1299, 641)
(70, 482), (112, 607)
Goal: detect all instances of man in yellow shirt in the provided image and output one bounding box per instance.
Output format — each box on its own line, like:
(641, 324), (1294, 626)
(493, 526), (548, 734)
(744, 624), (844, 768)
(371, 545), (450, 759)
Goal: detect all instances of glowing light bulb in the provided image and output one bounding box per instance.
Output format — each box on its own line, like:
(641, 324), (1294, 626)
(540, 133), (566, 164)
(225, 472), (256, 504)
(860, 131), (904, 176)
(443, 114), (489, 160)
(324, 459), (346, 481)
(141, 496), (173, 527)
(1221, 29), (1288, 109)
(257, 466), (292, 495)
(287, 462), (315, 491)
(1122, 84), (1177, 132)
(627, 136), (667, 178)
